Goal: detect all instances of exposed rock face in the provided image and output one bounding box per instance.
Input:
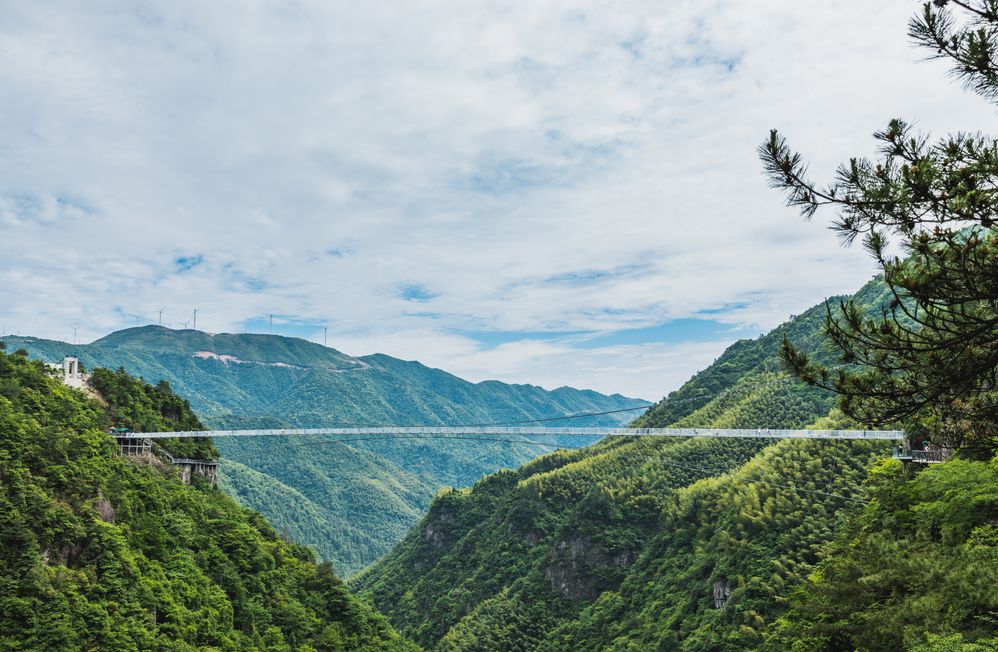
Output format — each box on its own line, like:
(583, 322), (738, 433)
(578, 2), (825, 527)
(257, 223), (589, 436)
(192, 351), (305, 369)
(713, 580), (733, 609)
(422, 524), (446, 550)
(544, 536), (638, 601)
(421, 508), (454, 551)
(41, 542), (83, 567)
(96, 492), (115, 522)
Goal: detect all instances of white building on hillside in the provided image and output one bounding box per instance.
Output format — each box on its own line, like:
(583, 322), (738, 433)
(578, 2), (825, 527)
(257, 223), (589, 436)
(46, 356), (89, 389)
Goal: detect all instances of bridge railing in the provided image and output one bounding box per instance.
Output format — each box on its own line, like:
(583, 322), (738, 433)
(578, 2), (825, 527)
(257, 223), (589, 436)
(124, 426), (905, 440)
(909, 449), (950, 464)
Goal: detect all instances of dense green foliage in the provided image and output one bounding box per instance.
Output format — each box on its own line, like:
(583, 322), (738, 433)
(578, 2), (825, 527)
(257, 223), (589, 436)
(2, 326), (645, 574)
(356, 426), (888, 650)
(767, 456), (998, 651)
(218, 442), (435, 572)
(537, 439), (883, 651)
(355, 436), (775, 649)
(540, 440), (883, 651)
(0, 349), (413, 651)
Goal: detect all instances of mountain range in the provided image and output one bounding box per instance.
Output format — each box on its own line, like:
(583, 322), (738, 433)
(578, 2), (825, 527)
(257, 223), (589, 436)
(5, 273), (995, 650)
(2, 326), (646, 574)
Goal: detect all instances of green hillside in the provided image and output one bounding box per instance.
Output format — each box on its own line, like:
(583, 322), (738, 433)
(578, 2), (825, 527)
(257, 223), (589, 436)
(352, 281), (890, 649)
(2, 327), (646, 574)
(636, 276), (892, 430)
(355, 272), (998, 650)
(353, 418), (889, 650)
(215, 438), (437, 572)
(0, 346), (412, 651)
(767, 455), (998, 651)
(532, 437), (883, 651)
(353, 436), (775, 648)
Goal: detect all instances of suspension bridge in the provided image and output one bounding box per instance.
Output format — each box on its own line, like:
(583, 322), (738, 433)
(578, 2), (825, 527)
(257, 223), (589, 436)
(124, 426), (905, 441)
(116, 419), (932, 499)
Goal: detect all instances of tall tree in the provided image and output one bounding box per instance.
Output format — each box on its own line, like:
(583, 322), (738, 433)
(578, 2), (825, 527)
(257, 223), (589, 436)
(760, 1), (998, 454)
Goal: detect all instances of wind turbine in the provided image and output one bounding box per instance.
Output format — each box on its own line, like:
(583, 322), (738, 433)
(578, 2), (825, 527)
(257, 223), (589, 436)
(158, 307), (165, 326)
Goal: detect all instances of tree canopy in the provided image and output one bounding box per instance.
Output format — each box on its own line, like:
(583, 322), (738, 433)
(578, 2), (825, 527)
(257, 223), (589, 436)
(0, 349), (415, 650)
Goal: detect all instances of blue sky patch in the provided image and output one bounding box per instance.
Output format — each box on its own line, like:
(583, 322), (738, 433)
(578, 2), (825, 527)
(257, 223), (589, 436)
(456, 329), (590, 348)
(697, 302), (750, 315)
(399, 284), (438, 302)
(578, 318), (761, 348)
(457, 317), (761, 351)
(543, 263), (652, 286)
(175, 255), (204, 272)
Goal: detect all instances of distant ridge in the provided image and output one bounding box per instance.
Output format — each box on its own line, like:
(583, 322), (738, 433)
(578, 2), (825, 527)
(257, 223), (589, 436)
(93, 325), (369, 370)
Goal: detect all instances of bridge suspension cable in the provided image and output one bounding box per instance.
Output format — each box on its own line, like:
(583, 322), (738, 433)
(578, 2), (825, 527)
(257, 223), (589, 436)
(476, 403), (654, 426)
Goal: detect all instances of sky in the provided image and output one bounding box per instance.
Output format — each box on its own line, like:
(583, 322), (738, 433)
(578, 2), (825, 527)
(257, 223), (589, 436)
(1, 1), (994, 400)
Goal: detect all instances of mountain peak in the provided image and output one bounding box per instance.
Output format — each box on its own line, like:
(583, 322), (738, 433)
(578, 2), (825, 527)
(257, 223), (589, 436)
(91, 325), (366, 370)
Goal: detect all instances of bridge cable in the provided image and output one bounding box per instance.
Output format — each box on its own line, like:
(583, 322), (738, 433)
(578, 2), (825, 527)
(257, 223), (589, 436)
(470, 404), (654, 427)
(464, 372), (805, 429)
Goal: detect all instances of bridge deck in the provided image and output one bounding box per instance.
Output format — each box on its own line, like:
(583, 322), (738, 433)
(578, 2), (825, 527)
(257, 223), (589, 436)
(126, 426), (904, 440)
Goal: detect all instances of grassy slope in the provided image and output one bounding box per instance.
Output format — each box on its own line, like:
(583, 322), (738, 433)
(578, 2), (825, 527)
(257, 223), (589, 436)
(0, 349), (413, 651)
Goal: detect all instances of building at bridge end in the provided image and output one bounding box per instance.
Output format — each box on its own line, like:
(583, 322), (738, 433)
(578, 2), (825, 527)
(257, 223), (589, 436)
(45, 356), (88, 389)
(113, 432), (218, 487)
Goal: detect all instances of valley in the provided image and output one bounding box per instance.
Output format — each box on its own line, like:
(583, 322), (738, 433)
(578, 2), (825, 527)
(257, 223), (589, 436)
(3, 269), (996, 650)
(4, 2), (998, 648)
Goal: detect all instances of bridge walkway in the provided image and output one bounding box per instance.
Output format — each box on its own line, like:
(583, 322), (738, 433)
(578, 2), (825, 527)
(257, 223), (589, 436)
(125, 426), (905, 441)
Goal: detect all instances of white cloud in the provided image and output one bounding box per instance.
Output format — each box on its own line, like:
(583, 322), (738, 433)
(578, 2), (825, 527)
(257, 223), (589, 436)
(0, 0), (993, 399)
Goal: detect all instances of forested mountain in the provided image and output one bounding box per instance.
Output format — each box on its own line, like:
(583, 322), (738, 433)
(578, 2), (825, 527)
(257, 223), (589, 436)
(767, 455), (998, 651)
(0, 346), (413, 650)
(353, 280), (886, 649)
(355, 435), (884, 651)
(2, 326), (645, 574)
(635, 276), (891, 430)
(356, 275), (998, 650)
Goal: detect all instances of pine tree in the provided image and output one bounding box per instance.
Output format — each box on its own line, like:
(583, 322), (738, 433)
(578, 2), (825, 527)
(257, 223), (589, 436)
(761, 1), (998, 454)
